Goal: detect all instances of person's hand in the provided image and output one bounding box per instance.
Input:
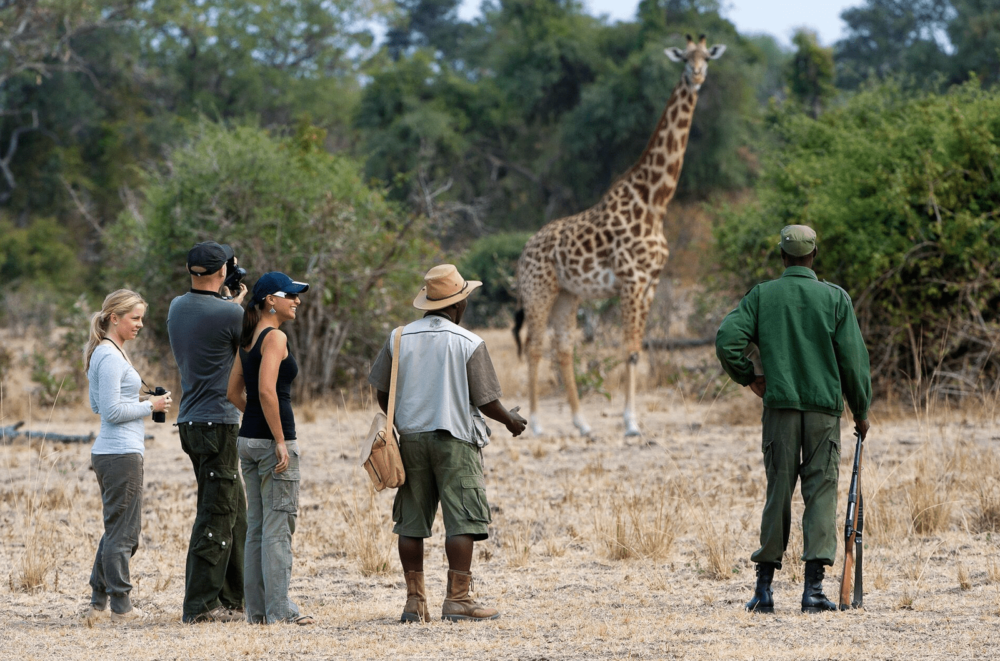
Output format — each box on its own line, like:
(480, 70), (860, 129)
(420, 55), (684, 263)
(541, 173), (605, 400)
(274, 440), (290, 473)
(506, 406), (527, 437)
(232, 283), (248, 305)
(150, 391), (172, 413)
(749, 375), (766, 398)
(854, 416), (870, 442)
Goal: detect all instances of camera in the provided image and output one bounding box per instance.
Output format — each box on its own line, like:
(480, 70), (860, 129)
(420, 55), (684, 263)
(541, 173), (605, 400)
(152, 386), (167, 423)
(224, 255), (247, 293)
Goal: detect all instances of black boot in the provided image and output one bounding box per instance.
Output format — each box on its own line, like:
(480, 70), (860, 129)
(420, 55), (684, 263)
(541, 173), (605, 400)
(745, 563), (776, 613)
(801, 561), (837, 613)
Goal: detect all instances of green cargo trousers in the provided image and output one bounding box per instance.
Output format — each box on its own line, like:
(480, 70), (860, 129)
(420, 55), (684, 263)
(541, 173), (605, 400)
(179, 422), (247, 620)
(750, 408), (841, 569)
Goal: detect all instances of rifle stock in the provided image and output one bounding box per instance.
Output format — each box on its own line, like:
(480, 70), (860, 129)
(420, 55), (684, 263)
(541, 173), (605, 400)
(839, 431), (865, 610)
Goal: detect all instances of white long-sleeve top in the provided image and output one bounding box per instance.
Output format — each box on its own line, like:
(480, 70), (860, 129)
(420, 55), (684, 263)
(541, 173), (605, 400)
(88, 344), (152, 455)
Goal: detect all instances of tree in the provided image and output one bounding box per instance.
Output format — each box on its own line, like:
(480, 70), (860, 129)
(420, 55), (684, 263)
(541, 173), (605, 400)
(385, 0), (465, 60)
(948, 0), (1000, 87)
(0, 0), (135, 204)
(834, 0), (951, 90)
(134, 0), (379, 127)
(715, 81), (1000, 399)
(110, 120), (434, 394)
(786, 29), (835, 118)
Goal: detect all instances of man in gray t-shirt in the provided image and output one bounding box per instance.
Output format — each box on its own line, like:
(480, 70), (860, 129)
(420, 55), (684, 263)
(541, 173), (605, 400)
(166, 241), (247, 624)
(169, 292), (243, 424)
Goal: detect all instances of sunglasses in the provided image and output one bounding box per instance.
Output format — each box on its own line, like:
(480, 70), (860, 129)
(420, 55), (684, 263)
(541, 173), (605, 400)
(271, 291), (301, 299)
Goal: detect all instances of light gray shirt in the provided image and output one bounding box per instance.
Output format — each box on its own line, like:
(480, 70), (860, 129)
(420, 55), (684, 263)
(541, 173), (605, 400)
(88, 344), (152, 455)
(368, 315), (503, 446)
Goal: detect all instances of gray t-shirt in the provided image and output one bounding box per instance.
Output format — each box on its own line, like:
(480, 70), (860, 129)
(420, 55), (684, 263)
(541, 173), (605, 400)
(167, 291), (243, 424)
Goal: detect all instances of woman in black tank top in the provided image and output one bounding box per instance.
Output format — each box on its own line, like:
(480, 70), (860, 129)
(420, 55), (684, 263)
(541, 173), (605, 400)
(226, 271), (313, 625)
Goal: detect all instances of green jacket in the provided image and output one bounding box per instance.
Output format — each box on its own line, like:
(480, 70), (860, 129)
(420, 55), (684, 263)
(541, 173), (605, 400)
(716, 266), (872, 420)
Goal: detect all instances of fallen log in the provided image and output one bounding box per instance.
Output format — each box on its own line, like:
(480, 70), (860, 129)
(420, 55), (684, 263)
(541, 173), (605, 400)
(643, 336), (715, 351)
(1, 421), (26, 442)
(0, 421), (152, 444)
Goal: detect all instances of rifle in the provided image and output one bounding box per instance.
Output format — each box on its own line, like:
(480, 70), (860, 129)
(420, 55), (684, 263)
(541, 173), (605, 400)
(839, 431), (865, 610)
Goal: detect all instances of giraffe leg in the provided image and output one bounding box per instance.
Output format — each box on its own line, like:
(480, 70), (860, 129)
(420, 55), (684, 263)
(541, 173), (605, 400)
(523, 287), (558, 437)
(621, 279), (656, 438)
(550, 291), (591, 436)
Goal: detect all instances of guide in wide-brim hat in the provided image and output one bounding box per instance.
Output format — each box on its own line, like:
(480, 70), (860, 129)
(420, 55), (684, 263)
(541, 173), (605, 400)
(413, 264), (482, 311)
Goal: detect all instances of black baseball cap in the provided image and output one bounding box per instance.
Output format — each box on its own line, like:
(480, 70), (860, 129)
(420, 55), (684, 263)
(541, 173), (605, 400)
(187, 242), (235, 276)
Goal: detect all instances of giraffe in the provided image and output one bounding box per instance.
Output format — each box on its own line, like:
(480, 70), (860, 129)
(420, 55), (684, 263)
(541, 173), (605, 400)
(513, 35), (726, 438)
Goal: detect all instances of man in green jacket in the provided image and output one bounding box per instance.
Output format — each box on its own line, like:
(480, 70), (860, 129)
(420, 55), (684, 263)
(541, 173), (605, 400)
(716, 225), (872, 614)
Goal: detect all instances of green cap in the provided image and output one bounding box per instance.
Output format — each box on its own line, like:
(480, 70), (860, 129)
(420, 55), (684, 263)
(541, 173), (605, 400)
(779, 225), (817, 256)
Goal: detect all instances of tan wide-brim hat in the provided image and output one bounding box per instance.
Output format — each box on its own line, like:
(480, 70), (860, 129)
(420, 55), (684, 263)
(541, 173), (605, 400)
(413, 264), (482, 311)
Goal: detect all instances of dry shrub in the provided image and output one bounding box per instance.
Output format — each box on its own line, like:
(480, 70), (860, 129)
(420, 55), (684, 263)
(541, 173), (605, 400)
(697, 517), (737, 580)
(581, 455), (606, 478)
(970, 454), (1000, 533)
(596, 501), (632, 561)
(544, 536), (567, 558)
(784, 521), (804, 583)
(987, 555), (1000, 585)
(338, 487), (394, 576)
(297, 398), (318, 424)
(593, 486), (676, 562)
(906, 475), (952, 534)
(864, 482), (910, 544)
(503, 522), (533, 568)
(957, 563), (972, 591)
(706, 390), (763, 427)
(871, 558), (889, 590)
(12, 524), (55, 593)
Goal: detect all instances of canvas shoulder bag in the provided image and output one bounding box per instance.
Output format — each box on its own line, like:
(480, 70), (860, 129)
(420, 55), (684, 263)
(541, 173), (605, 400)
(361, 326), (406, 491)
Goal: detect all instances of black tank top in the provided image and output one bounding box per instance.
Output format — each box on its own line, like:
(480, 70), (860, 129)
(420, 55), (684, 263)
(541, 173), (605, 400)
(238, 327), (298, 440)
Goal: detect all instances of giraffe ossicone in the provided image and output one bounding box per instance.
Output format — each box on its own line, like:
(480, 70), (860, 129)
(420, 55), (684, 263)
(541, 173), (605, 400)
(513, 35), (726, 439)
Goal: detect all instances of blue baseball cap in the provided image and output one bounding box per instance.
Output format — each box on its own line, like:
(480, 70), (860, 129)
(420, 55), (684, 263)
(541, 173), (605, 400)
(249, 272), (309, 307)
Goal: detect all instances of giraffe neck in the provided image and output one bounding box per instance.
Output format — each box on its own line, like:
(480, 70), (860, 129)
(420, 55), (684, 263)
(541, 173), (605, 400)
(615, 78), (698, 214)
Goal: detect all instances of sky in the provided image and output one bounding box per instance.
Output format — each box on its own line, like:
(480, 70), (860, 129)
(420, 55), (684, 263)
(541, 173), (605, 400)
(456, 0), (866, 48)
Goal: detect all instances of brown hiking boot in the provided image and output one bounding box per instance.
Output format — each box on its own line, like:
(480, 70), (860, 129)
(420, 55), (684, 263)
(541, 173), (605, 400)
(401, 570), (430, 623)
(441, 570), (499, 622)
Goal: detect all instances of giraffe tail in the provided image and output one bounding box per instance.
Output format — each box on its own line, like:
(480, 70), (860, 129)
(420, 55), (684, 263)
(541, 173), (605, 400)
(513, 308), (525, 358)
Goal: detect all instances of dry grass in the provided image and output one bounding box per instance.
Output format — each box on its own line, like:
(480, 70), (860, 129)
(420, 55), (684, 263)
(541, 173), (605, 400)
(988, 555), (1000, 585)
(3, 338), (1000, 659)
(957, 563), (971, 591)
(337, 486), (395, 576)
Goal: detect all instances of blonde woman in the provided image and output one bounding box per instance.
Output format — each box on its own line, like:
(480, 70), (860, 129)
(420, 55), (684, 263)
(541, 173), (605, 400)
(84, 289), (171, 623)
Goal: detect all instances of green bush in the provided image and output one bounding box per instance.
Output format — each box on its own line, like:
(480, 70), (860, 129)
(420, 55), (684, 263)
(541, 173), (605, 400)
(0, 217), (87, 327)
(459, 232), (531, 327)
(715, 81), (1000, 398)
(108, 120), (435, 394)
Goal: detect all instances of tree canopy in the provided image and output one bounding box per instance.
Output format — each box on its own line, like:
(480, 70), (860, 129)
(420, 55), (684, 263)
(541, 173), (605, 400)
(7, 0), (1000, 389)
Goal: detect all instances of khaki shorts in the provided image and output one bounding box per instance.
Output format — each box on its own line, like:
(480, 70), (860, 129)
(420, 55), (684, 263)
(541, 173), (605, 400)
(392, 430), (491, 541)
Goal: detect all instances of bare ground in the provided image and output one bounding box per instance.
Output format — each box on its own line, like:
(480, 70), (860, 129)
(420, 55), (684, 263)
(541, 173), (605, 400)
(2, 334), (1000, 660)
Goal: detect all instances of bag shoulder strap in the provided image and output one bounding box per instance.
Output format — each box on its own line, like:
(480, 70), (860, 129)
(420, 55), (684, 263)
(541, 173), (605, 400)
(385, 326), (404, 436)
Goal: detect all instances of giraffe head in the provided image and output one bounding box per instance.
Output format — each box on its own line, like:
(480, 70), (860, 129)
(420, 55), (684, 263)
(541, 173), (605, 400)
(664, 35), (726, 92)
